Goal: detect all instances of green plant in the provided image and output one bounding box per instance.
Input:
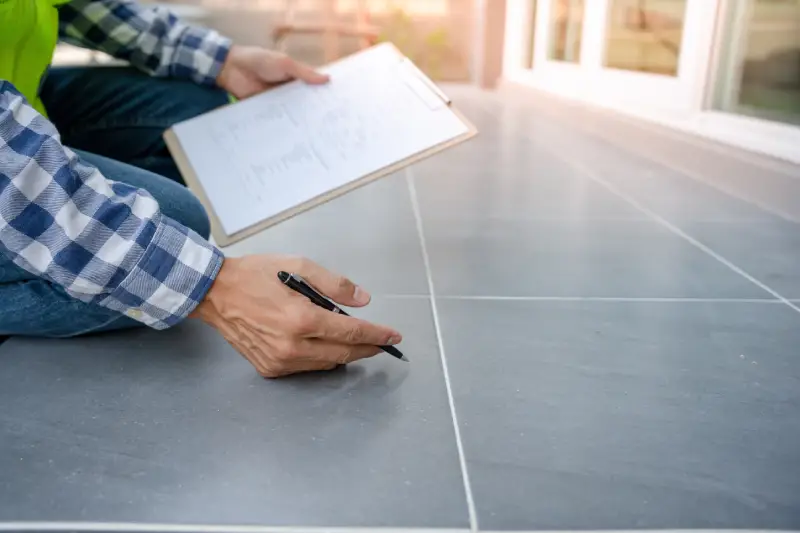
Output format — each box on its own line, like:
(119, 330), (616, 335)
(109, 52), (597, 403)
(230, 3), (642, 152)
(421, 26), (449, 79)
(376, 5), (452, 80)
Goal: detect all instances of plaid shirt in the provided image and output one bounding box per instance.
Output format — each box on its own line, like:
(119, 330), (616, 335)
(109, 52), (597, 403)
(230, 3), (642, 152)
(0, 1), (232, 329)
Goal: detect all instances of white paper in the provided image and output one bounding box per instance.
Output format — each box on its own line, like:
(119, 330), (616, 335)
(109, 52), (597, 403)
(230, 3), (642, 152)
(171, 43), (470, 236)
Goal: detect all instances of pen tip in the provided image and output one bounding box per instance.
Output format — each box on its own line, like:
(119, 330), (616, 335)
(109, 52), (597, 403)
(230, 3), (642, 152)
(401, 355), (410, 362)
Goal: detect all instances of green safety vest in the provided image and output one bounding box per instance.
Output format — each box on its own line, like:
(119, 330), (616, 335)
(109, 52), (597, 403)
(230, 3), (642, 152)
(0, 0), (71, 116)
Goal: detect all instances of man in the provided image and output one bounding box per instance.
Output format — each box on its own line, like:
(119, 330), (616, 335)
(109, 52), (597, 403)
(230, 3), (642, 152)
(0, 0), (402, 378)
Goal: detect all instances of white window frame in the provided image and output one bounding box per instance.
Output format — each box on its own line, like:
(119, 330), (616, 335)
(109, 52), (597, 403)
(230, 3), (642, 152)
(501, 0), (800, 164)
(505, 0), (720, 113)
(696, 0), (800, 162)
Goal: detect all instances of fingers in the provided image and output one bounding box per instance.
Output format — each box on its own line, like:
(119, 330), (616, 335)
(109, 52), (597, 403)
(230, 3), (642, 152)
(283, 301), (401, 346)
(257, 340), (381, 377)
(211, 254), (402, 379)
(261, 360), (338, 379)
(295, 259), (370, 307)
(307, 307), (401, 346)
(283, 57), (329, 85)
(302, 341), (383, 365)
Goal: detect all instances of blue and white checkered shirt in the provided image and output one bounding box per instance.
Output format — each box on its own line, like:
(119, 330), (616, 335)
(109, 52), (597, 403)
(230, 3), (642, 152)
(0, 1), (231, 329)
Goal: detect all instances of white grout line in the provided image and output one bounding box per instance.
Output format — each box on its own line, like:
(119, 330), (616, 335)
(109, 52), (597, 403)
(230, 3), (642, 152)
(528, 102), (800, 224)
(0, 524), (795, 533)
(598, 109), (800, 179)
(379, 295), (793, 304)
(378, 293), (431, 299)
(622, 120), (800, 180)
(406, 169), (479, 532)
(435, 296), (784, 303)
(378, 295), (795, 304)
(602, 138), (800, 224)
(503, 83), (800, 179)
(0, 525), (467, 533)
(584, 108), (800, 180)
(536, 143), (800, 317)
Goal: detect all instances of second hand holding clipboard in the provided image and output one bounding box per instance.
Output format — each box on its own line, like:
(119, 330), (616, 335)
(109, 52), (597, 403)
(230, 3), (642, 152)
(163, 42), (477, 247)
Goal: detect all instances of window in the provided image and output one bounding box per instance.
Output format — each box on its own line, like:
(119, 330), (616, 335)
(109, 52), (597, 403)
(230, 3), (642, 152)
(712, 0), (800, 126)
(604, 0), (688, 76)
(548, 0), (584, 63)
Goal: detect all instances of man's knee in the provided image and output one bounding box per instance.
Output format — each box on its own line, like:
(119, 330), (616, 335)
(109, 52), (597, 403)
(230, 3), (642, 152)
(178, 83), (230, 121)
(178, 193), (212, 240)
(73, 149), (213, 240)
(150, 176), (212, 239)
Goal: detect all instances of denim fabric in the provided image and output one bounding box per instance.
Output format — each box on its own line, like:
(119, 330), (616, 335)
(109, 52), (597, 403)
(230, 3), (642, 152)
(0, 66), (228, 339)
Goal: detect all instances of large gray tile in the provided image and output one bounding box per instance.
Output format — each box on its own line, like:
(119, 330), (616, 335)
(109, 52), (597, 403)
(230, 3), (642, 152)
(423, 218), (769, 298)
(682, 220), (800, 299)
(221, 172), (428, 296)
(416, 88), (644, 223)
(439, 299), (800, 530)
(542, 96), (800, 222)
(412, 141), (645, 222)
(519, 108), (792, 224)
(0, 298), (469, 528)
(474, 83), (799, 224)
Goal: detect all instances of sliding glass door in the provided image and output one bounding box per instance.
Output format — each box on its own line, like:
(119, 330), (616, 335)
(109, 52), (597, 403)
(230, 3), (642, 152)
(710, 0), (800, 126)
(548, 0), (586, 63)
(603, 0), (688, 76)
(587, 0), (718, 111)
(505, 0), (720, 113)
(502, 0), (800, 161)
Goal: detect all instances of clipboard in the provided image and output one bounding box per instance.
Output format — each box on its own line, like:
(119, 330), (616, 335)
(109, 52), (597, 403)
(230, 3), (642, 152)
(164, 42), (478, 247)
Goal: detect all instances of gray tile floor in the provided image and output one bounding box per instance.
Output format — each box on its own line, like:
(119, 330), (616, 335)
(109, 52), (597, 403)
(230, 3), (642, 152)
(1, 86), (799, 532)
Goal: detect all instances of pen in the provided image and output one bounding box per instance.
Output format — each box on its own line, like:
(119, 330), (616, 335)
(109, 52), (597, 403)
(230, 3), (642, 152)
(277, 271), (408, 362)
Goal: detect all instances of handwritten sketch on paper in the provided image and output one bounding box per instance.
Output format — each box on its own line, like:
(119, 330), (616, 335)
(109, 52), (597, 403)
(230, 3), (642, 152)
(169, 43), (471, 236)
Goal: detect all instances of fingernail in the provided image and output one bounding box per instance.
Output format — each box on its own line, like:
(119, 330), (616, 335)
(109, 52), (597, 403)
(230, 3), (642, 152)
(353, 286), (370, 305)
(388, 334), (402, 345)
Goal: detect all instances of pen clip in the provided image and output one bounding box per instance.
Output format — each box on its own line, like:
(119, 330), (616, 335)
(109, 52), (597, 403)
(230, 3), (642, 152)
(290, 273), (319, 295)
(398, 57), (452, 108)
(289, 273), (307, 285)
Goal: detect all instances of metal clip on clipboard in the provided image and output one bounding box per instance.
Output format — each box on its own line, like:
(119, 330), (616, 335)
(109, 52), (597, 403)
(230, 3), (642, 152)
(398, 56), (452, 109)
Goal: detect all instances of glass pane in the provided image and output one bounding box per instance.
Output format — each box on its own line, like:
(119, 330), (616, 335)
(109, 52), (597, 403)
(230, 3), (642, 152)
(713, 0), (800, 126)
(548, 0), (585, 63)
(524, 0), (539, 68)
(604, 0), (688, 76)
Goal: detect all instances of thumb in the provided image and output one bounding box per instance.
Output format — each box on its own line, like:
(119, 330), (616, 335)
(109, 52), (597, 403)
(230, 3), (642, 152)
(285, 59), (330, 85)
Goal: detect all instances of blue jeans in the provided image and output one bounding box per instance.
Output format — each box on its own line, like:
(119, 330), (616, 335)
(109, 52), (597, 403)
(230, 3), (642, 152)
(0, 67), (229, 339)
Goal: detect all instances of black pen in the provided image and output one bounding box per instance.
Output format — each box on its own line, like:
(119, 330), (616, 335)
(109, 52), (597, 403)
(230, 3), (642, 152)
(277, 271), (408, 362)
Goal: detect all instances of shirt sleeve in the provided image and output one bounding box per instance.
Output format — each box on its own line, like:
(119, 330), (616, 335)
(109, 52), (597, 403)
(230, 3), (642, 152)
(57, 0), (232, 86)
(0, 80), (224, 329)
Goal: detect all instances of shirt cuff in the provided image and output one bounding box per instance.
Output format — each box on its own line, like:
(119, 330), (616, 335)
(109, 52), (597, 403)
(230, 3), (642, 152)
(99, 216), (224, 329)
(174, 25), (233, 86)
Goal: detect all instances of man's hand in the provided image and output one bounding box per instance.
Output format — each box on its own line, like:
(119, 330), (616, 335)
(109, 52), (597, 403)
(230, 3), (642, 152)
(217, 45), (329, 99)
(191, 255), (402, 378)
